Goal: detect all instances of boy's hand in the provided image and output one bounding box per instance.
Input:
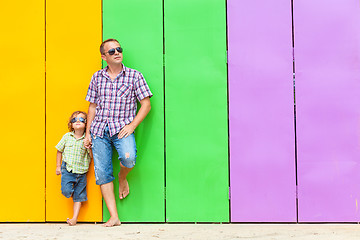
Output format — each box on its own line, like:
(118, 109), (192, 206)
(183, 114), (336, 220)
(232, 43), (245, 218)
(56, 166), (61, 175)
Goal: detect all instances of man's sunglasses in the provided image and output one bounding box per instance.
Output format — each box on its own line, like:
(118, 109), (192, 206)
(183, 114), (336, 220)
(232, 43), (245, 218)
(106, 47), (123, 55)
(71, 117), (86, 123)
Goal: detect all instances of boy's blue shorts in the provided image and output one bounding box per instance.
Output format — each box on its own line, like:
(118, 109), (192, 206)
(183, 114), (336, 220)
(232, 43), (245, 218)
(61, 161), (87, 202)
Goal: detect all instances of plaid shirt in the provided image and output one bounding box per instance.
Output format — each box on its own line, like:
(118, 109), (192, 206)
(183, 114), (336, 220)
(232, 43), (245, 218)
(85, 65), (152, 137)
(55, 132), (91, 174)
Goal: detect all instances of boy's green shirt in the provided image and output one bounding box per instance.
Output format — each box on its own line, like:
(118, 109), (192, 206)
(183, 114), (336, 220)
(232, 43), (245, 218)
(56, 132), (91, 174)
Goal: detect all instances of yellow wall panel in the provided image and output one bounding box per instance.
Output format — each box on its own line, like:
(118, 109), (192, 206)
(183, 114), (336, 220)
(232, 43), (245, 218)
(0, 0), (45, 222)
(46, 0), (102, 222)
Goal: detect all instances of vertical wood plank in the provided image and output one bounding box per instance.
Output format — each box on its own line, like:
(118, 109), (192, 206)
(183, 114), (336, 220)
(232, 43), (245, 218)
(228, 0), (296, 222)
(165, 0), (229, 222)
(46, 0), (102, 222)
(0, 0), (45, 222)
(102, 0), (165, 222)
(295, 0), (360, 222)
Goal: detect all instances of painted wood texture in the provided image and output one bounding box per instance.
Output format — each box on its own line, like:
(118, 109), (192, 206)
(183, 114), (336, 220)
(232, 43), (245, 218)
(295, 0), (360, 222)
(228, 0), (296, 222)
(164, 0), (229, 222)
(102, 0), (165, 222)
(0, 0), (46, 222)
(45, 0), (102, 222)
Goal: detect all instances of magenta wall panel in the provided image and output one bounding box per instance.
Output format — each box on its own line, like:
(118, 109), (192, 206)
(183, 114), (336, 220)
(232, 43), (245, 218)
(294, 0), (360, 222)
(228, 0), (296, 222)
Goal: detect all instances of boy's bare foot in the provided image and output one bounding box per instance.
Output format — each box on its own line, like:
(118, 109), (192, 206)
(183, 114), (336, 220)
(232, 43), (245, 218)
(119, 178), (129, 199)
(66, 218), (77, 226)
(103, 217), (121, 227)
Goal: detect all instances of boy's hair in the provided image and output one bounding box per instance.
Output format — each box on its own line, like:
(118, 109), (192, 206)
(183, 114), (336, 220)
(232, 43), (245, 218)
(100, 38), (120, 55)
(68, 111), (87, 132)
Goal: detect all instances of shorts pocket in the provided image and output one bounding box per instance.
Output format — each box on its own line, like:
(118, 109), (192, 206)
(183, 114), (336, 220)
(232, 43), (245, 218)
(61, 161), (67, 171)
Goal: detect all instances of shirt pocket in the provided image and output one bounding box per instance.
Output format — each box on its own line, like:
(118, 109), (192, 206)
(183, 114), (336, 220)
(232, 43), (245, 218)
(65, 141), (74, 148)
(117, 84), (133, 99)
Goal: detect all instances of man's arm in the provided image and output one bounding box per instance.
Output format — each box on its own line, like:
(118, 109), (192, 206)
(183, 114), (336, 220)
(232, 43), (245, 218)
(118, 97), (151, 139)
(84, 102), (97, 148)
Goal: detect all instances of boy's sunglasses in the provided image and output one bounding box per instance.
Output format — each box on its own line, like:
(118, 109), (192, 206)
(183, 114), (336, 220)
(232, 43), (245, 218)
(71, 117), (86, 123)
(106, 47), (123, 55)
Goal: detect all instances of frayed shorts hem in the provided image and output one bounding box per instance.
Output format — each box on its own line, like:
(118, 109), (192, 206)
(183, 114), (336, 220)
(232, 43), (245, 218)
(95, 176), (115, 186)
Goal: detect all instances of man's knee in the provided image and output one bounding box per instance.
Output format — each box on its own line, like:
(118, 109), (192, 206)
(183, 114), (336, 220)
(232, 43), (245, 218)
(120, 152), (136, 168)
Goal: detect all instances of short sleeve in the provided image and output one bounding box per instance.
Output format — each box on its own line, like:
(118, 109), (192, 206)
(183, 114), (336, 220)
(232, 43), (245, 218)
(85, 74), (98, 103)
(55, 134), (67, 152)
(134, 73), (153, 101)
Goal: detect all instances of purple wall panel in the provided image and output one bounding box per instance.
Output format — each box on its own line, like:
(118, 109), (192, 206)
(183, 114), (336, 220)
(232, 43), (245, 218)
(228, 0), (296, 222)
(295, 0), (360, 222)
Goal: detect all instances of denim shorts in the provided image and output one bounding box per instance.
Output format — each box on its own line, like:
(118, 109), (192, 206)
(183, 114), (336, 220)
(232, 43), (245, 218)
(61, 161), (88, 202)
(92, 125), (137, 185)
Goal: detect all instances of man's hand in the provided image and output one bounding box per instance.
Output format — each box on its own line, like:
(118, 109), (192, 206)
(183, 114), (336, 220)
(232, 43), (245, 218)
(118, 124), (135, 139)
(84, 134), (92, 148)
(117, 97), (151, 139)
(56, 166), (61, 175)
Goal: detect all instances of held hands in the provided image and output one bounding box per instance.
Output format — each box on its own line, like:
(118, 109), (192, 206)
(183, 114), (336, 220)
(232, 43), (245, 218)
(56, 166), (61, 175)
(84, 134), (92, 149)
(118, 124), (135, 139)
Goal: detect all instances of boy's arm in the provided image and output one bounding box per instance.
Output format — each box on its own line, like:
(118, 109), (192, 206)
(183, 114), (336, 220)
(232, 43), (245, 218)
(56, 151), (62, 175)
(88, 148), (93, 160)
(118, 97), (151, 139)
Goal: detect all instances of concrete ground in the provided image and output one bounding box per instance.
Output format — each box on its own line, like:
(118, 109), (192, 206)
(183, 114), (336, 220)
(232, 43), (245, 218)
(0, 223), (360, 240)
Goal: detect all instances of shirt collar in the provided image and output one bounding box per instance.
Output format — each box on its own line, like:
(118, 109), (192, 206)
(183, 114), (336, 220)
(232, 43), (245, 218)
(101, 64), (127, 79)
(70, 131), (85, 140)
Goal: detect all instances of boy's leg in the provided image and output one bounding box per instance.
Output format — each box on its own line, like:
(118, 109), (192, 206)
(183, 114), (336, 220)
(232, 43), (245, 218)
(67, 202), (81, 226)
(112, 133), (137, 200)
(60, 162), (75, 198)
(68, 173), (87, 226)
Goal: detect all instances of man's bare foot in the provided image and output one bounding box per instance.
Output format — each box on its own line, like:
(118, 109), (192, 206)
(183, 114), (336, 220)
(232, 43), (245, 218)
(103, 217), (121, 227)
(119, 177), (129, 200)
(67, 218), (77, 226)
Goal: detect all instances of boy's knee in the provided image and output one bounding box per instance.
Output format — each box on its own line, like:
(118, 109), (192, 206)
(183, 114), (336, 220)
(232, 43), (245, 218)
(61, 186), (73, 198)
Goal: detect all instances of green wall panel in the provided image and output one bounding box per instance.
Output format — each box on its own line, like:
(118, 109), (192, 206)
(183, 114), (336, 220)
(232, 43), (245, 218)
(103, 0), (164, 222)
(164, 0), (229, 222)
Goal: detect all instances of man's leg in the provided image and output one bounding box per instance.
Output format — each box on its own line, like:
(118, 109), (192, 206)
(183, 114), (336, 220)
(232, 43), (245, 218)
(100, 182), (121, 227)
(92, 127), (120, 227)
(113, 133), (137, 200)
(118, 164), (133, 199)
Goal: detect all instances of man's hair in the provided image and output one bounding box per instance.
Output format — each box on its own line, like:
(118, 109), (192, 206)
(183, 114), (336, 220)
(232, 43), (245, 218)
(68, 111), (87, 132)
(100, 38), (120, 55)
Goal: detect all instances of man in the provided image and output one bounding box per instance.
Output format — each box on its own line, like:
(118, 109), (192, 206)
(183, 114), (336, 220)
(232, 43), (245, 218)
(84, 39), (152, 227)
